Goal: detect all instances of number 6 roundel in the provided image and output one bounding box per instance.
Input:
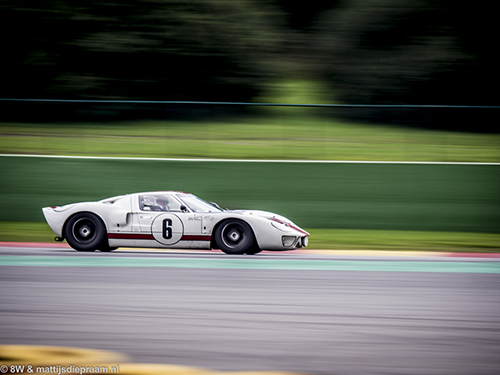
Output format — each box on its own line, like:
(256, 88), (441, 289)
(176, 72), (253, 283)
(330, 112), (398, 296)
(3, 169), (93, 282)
(151, 214), (184, 245)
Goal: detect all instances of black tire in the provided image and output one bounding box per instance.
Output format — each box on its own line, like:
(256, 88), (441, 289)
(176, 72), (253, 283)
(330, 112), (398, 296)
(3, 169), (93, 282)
(64, 212), (108, 252)
(214, 219), (256, 255)
(97, 244), (117, 252)
(245, 248), (262, 255)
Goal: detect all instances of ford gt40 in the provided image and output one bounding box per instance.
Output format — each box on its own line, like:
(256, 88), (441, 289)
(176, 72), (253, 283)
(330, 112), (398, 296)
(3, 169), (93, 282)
(42, 191), (309, 254)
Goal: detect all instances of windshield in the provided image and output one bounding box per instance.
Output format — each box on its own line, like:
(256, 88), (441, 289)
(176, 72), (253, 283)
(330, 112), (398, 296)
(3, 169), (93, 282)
(177, 194), (223, 213)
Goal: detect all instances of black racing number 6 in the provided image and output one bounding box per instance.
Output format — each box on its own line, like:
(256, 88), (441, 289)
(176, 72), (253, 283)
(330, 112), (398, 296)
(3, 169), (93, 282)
(163, 218), (173, 239)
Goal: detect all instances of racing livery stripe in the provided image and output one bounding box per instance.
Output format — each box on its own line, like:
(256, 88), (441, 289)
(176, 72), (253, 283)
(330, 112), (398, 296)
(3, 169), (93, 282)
(288, 224), (309, 236)
(181, 235), (211, 241)
(108, 233), (155, 240)
(108, 233), (211, 241)
(270, 217), (309, 236)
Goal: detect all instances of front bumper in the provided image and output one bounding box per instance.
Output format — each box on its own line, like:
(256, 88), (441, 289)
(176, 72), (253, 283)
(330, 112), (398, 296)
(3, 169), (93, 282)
(282, 235), (309, 249)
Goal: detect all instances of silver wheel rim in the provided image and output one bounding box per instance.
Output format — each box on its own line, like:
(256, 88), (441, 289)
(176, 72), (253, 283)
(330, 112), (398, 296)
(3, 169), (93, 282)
(221, 222), (247, 249)
(72, 218), (97, 244)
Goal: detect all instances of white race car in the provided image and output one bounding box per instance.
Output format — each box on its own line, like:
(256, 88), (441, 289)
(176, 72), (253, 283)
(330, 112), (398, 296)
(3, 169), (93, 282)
(42, 191), (309, 254)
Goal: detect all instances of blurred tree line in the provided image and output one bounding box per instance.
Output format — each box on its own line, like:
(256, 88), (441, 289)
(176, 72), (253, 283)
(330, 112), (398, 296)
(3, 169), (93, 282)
(0, 0), (497, 130)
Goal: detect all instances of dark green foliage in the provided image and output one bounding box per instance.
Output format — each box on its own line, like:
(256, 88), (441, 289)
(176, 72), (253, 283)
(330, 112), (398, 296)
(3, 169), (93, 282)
(1, 1), (497, 129)
(314, 0), (499, 129)
(316, 0), (497, 105)
(0, 0), (281, 102)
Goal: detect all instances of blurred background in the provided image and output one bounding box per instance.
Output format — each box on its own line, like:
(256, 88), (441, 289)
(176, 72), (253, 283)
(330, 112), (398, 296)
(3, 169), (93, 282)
(0, 0), (499, 250)
(0, 0), (498, 129)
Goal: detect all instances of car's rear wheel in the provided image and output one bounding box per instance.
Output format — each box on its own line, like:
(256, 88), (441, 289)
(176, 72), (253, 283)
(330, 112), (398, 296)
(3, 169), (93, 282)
(97, 244), (117, 252)
(64, 213), (108, 252)
(214, 219), (256, 255)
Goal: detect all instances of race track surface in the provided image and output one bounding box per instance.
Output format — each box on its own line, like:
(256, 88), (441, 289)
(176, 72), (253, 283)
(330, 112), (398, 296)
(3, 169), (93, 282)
(1, 246), (500, 375)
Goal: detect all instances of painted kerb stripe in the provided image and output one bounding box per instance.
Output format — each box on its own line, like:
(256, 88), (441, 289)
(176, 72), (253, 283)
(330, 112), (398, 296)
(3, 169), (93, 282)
(1, 154), (499, 166)
(1, 256), (500, 273)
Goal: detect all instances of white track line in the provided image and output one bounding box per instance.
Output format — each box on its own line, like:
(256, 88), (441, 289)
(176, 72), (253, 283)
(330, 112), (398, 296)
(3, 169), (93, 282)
(1, 154), (499, 165)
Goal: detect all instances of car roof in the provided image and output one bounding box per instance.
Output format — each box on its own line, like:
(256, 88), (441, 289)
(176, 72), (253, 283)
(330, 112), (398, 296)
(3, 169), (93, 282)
(98, 191), (191, 203)
(132, 191), (190, 195)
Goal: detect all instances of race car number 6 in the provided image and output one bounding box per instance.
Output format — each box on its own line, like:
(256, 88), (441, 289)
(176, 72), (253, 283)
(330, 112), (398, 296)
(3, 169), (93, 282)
(163, 218), (173, 239)
(152, 213), (184, 245)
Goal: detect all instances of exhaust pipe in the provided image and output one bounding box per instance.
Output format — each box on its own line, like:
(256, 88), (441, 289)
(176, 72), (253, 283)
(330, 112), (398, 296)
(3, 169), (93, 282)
(54, 236), (64, 242)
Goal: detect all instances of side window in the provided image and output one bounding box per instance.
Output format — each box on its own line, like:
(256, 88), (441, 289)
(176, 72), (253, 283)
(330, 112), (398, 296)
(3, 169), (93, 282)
(140, 195), (167, 211)
(139, 195), (184, 212)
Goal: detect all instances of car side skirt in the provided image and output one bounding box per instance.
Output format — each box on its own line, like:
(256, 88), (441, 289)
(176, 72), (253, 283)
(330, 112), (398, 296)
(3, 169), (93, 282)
(108, 233), (212, 249)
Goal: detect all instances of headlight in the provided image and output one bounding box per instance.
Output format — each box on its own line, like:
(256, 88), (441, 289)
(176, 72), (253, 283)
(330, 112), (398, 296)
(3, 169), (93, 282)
(282, 236), (297, 247)
(301, 237), (309, 247)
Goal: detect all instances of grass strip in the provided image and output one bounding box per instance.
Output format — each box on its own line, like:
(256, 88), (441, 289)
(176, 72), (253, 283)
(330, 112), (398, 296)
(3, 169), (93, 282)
(1, 222), (498, 253)
(1, 118), (499, 162)
(308, 228), (500, 252)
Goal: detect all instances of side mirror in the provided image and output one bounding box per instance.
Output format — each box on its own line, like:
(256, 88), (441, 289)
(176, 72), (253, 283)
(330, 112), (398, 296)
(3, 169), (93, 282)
(180, 205), (188, 212)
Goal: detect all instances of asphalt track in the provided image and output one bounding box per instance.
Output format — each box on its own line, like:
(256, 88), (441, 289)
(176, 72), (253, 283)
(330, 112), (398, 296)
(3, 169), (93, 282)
(1, 246), (500, 375)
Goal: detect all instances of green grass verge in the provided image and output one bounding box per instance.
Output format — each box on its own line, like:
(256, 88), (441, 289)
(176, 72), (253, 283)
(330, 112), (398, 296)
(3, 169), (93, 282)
(0, 222), (57, 243)
(309, 229), (500, 252)
(1, 222), (499, 252)
(1, 117), (499, 162)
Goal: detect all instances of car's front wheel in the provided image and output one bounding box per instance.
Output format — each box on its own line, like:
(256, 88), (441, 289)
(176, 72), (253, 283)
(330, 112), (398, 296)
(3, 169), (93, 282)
(214, 219), (256, 255)
(64, 213), (108, 252)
